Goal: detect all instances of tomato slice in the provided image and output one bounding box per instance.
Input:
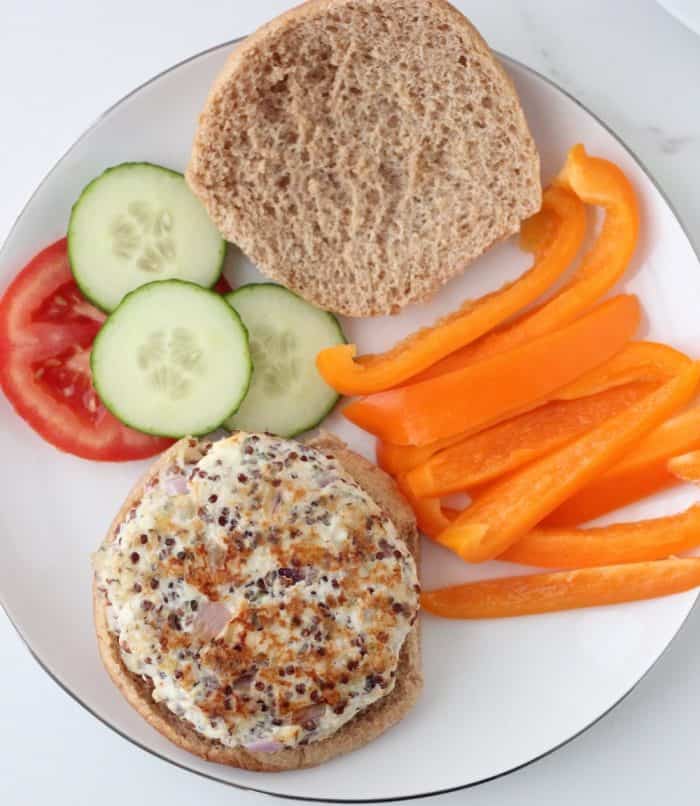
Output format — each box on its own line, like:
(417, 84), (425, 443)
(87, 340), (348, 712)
(0, 238), (172, 461)
(213, 274), (232, 295)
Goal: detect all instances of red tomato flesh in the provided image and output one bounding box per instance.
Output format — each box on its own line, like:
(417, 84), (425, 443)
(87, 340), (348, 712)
(0, 238), (172, 460)
(213, 273), (232, 295)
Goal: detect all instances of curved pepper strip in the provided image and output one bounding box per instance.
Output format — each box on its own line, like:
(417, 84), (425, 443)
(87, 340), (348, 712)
(417, 144), (640, 383)
(315, 186), (586, 396)
(555, 341), (686, 399)
(374, 342), (689, 478)
(400, 398), (696, 540)
(421, 558), (700, 619)
(501, 505), (700, 568)
(668, 450), (700, 482)
(435, 363), (700, 563)
(344, 294), (640, 446)
(545, 403), (700, 526)
(376, 433), (468, 477)
(405, 381), (656, 498)
(396, 475), (456, 539)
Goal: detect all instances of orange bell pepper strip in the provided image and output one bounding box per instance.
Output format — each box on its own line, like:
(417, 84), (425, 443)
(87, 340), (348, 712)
(395, 475), (456, 538)
(375, 342), (687, 478)
(417, 144), (640, 383)
(376, 434), (468, 477)
(501, 505), (700, 568)
(314, 186), (586, 396)
(436, 363), (700, 563)
(546, 403), (700, 527)
(555, 341), (686, 400)
(405, 381), (656, 498)
(343, 294), (640, 446)
(420, 558), (700, 619)
(668, 450), (700, 482)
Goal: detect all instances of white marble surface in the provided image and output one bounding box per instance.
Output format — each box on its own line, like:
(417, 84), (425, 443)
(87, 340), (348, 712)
(2, 1), (700, 803)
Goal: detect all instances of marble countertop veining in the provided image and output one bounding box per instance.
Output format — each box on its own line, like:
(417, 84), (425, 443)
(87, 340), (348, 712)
(489, 0), (700, 236)
(2, 1), (700, 804)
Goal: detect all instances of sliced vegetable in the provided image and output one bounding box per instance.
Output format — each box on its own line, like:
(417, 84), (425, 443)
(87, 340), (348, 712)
(213, 274), (233, 295)
(68, 163), (226, 312)
(402, 359), (696, 537)
(421, 558), (700, 619)
(224, 284), (345, 437)
(376, 433), (468, 477)
(669, 450), (700, 483)
(501, 506), (700, 568)
(376, 342), (686, 477)
(396, 475), (456, 538)
(91, 280), (251, 437)
(546, 404), (700, 526)
(405, 381), (655, 497)
(344, 294), (640, 446)
(556, 341), (688, 400)
(0, 239), (172, 460)
(436, 363), (700, 562)
(316, 186), (586, 395)
(417, 144), (640, 381)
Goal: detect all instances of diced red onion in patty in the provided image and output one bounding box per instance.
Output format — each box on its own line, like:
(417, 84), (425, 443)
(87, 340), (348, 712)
(164, 475), (189, 496)
(193, 601), (231, 639)
(292, 703), (326, 724)
(271, 492), (282, 513)
(244, 740), (284, 753)
(233, 672), (256, 691)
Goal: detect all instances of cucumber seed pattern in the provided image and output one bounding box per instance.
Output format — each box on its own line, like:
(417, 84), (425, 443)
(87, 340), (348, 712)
(249, 325), (301, 397)
(110, 202), (176, 274)
(138, 327), (204, 401)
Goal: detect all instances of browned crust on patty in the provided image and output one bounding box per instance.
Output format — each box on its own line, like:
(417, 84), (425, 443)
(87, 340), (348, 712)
(93, 433), (421, 771)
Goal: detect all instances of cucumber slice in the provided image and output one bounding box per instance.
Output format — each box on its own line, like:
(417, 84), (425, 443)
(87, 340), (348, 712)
(224, 284), (345, 437)
(68, 163), (225, 312)
(91, 280), (251, 437)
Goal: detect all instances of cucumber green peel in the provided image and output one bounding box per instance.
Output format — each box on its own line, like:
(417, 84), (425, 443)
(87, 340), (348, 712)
(92, 280), (251, 438)
(224, 283), (346, 437)
(68, 162), (225, 312)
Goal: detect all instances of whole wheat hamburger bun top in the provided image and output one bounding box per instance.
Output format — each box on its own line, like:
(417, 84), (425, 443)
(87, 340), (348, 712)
(186, 0), (541, 317)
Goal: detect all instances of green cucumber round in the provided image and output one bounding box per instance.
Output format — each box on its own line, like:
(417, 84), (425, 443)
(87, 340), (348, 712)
(68, 162), (225, 312)
(91, 280), (251, 437)
(224, 284), (345, 437)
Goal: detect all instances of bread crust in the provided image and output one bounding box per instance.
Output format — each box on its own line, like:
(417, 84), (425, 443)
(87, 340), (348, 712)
(186, 0), (541, 317)
(93, 434), (422, 771)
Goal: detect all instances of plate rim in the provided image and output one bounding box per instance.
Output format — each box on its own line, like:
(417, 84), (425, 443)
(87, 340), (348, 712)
(656, 0), (700, 38)
(2, 35), (699, 804)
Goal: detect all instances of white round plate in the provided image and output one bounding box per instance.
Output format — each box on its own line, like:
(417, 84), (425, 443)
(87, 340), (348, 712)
(657, 0), (700, 37)
(1, 39), (699, 803)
